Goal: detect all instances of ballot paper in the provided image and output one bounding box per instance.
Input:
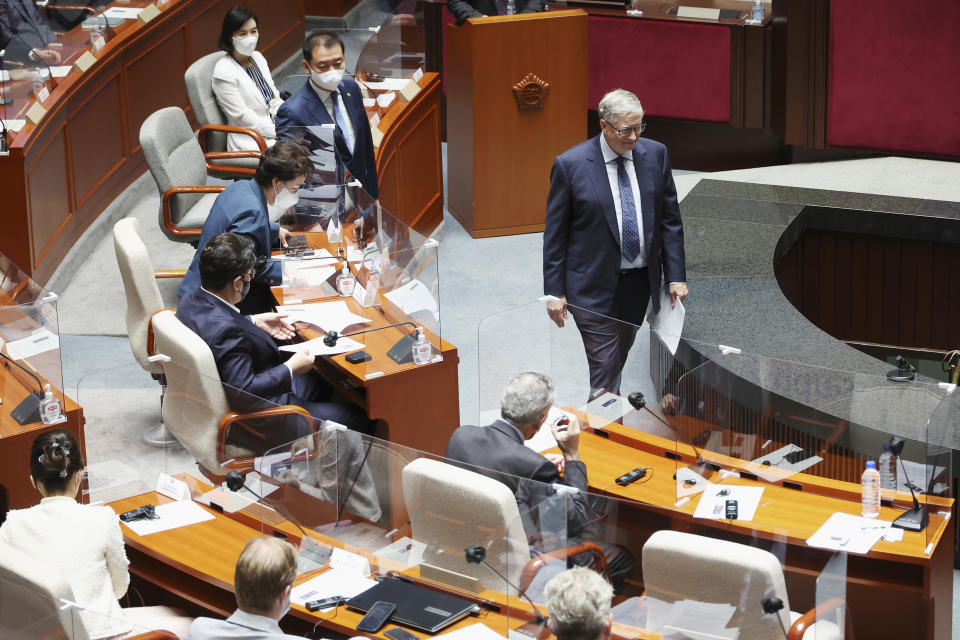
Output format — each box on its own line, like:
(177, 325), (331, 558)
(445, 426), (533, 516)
(645, 596), (739, 640)
(693, 484), (764, 522)
(364, 77), (412, 91)
(4, 328), (59, 359)
(648, 287), (684, 355)
(276, 300), (371, 334)
(1, 119), (26, 132)
(122, 501), (214, 536)
(279, 335), (364, 356)
(806, 512), (891, 554)
(384, 279), (439, 321)
(438, 623), (507, 640)
(290, 568), (377, 610)
(523, 406), (577, 453)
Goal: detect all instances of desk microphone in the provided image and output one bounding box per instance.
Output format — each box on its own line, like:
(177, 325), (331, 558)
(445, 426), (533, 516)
(627, 391), (717, 480)
(760, 597), (790, 640)
(464, 545), (546, 626)
(0, 351), (44, 424)
(323, 321), (417, 347)
(887, 437), (929, 532)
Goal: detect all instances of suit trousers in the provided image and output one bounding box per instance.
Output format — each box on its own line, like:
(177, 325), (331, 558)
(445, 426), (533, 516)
(569, 268), (650, 396)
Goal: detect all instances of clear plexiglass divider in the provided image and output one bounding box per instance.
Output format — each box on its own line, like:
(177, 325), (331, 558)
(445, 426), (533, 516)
(0, 251), (67, 428)
(924, 388), (956, 552)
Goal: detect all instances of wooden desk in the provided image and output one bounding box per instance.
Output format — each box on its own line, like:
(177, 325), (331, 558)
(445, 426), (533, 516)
(0, 0), (305, 284)
(272, 231), (460, 456)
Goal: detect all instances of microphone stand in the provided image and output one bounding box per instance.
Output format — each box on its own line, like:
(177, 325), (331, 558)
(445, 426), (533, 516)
(0, 351), (44, 424)
(627, 391), (719, 481)
(887, 437), (929, 532)
(465, 544), (548, 638)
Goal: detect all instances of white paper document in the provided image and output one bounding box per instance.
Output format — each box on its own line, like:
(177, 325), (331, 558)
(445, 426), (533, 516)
(290, 568), (377, 610)
(693, 484), (764, 522)
(276, 300), (371, 334)
(581, 391), (631, 424)
(648, 287), (685, 355)
(104, 6), (143, 19)
(439, 622), (507, 640)
(747, 444), (823, 483)
(279, 335), (364, 356)
(286, 264), (336, 288)
(1, 119), (26, 132)
(122, 501), (214, 536)
(364, 78), (412, 91)
(384, 279), (439, 321)
(4, 328), (59, 359)
(646, 596), (738, 640)
(271, 248), (335, 262)
(523, 406), (576, 453)
(50, 66), (72, 78)
(806, 512), (891, 554)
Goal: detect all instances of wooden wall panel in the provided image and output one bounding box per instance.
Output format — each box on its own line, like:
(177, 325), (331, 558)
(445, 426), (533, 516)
(71, 73), (125, 209)
(125, 28), (189, 156)
(395, 106), (442, 229)
(776, 229), (960, 351)
(27, 127), (72, 269)
(188, 0), (233, 61)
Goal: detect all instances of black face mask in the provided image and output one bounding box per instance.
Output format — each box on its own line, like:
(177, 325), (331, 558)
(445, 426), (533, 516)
(240, 276), (251, 302)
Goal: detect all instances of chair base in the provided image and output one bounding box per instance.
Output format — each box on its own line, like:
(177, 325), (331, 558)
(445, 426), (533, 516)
(142, 422), (179, 448)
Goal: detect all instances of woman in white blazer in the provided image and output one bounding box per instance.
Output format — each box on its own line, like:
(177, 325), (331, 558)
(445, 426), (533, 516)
(0, 430), (192, 640)
(213, 6), (284, 152)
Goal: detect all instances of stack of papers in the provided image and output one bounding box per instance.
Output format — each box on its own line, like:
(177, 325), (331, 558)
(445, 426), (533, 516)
(277, 300), (371, 333)
(5, 328), (59, 359)
(279, 335), (364, 357)
(290, 568), (377, 611)
(384, 279), (439, 321)
(806, 512), (892, 554)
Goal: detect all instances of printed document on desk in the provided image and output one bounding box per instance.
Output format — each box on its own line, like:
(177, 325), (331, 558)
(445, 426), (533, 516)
(4, 328), (59, 359)
(806, 512), (891, 554)
(384, 279), (439, 321)
(291, 568), (377, 610)
(122, 501), (214, 536)
(645, 596), (738, 640)
(277, 300), (371, 333)
(279, 335), (364, 356)
(693, 484), (764, 521)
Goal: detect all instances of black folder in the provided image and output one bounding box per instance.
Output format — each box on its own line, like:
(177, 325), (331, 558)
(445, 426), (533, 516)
(345, 577), (477, 633)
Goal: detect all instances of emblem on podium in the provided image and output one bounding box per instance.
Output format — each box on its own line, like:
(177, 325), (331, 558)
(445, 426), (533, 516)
(511, 73), (550, 110)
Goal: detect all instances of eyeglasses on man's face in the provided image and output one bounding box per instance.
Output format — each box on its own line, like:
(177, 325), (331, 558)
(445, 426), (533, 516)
(603, 119), (646, 137)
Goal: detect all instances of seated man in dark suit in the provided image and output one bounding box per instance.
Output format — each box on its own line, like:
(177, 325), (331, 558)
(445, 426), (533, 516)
(446, 372), (634, 589)
(275, 30), (378, 200)
(176, 232), (374, 451)
(0, 0), (60, 63)
(447, 0), (545, 25)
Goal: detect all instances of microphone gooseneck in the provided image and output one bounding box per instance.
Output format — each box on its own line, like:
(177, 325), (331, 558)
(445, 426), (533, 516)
(323, 321), (418, 347)
(465, 545), (546, 624)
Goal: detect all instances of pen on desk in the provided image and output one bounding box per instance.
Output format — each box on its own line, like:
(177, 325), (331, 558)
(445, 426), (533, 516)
(674, 497), (690, 508)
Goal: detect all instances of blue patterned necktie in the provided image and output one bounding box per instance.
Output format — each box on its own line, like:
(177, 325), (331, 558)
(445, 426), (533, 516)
(329, 90), (354, 153)
(496, 0), (508, 14)
(616, 156), (642, 262)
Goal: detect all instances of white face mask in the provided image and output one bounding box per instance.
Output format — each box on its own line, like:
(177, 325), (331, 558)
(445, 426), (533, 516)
(271, 184), (299, 221)
(233, 34), (258, 56)
(311, 68), (344, 92)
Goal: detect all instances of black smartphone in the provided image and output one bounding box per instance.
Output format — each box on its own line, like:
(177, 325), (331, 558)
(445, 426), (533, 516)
(385, 627), (421, 640)
(725, 499), (738, 520)
(286, 234), (308, 248)
(783, 448), (813, 464)
(356, 601), (397, 633)
(615, 467), (647, 486)
(306, 595), (343, 612)
(346, 350), (372, 364)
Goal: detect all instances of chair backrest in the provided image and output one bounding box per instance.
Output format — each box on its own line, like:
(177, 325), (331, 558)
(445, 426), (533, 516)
(642, 530), (792, 640)
(185, 52), (229, 151)
(0, 541), (90, 640)
(138, 107), (208, 235)
(151, 309), (233, 473)
(401, 458), (529, 595)
(279, 74), (308, 96)
(113, 218), (164, 374)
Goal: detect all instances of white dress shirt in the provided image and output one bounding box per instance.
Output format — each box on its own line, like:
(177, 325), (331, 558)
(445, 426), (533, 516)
(599, 134), (646, 269)
(212, 51), (283, 152)
(0, 496), (132, 639)
(189, 609), (311, 640)
(309, 80), (355, 153)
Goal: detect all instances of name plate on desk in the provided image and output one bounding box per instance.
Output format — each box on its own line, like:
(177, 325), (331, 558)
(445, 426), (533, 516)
(25, 101), (47, 126)
(676, 6), (721, 20)
(73, 51), (97, 73)
(156, 473), (189, 501)
(138, 3), (161, 23)
(397, 79), (420, 102)
(370, 125), (383, 148)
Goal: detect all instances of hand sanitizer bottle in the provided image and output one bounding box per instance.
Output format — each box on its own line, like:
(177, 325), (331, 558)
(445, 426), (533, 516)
(40, 384), (62, 425)
(412, 327), (432, 365)
(749, 0), (764, 23)
(336, 264), (355, 296)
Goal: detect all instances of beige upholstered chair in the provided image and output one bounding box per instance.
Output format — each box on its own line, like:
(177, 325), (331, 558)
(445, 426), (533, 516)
(139, 107), (226, 245)
(113, 217), (184, 447)
(150, 310), (315, 478)
(184, 52), (265, 180)
(0, 541), (177, 640)
(642, 530), (847, 640)
(401, 458), (608, 596)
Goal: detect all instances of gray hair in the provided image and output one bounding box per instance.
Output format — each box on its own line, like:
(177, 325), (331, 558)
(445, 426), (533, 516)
(545, 567), (613, 640)
(500, 372), (555, 426)
(598, 89), (644, 123)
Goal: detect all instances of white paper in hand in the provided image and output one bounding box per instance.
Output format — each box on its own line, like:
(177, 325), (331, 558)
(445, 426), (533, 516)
(647, 287), (684, 355)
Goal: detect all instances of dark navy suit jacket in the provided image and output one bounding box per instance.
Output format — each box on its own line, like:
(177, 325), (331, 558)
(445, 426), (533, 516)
(275, 77), (379, 199)
(177, 179), (282, 306)
(0, 0), (56, 61)
(543, 135), (685, 316)
(176, 289), (293, 409)
(446, 420), (591, 539)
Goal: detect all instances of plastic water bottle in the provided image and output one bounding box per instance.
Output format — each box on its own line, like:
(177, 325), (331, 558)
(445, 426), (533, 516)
(861, 460), (880, 518)
(750, 0), (764, 23)
(879, 443), (897, 496)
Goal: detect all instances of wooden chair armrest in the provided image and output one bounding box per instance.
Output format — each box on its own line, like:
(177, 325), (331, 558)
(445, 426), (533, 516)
(217, 404), (319, 466)
(146, 309), (177, 359)
(198, 124), (268, 152)
(154, 269), (187, 278)
(127, 631), (179, 640)
(203, 150), (261, 177)
(519, 541), (610, 595)
(162, 185), (225, 237)
(788, 597), (850, 640)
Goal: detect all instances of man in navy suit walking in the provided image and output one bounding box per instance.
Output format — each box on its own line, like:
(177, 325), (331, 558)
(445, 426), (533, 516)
(275, 31), (378, 200)
(543, 89), (688, 396)
(176, 233), (374, 451)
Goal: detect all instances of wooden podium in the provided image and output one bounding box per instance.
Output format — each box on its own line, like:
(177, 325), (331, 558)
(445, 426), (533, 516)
(446, 9), (587, 238)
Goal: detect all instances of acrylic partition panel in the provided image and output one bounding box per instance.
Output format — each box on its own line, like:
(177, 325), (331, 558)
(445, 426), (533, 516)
(0, 251), (66, 426)
(812, 552), (849, 640)
(0, 572), (71, 640)
(924, 387), (956, 552)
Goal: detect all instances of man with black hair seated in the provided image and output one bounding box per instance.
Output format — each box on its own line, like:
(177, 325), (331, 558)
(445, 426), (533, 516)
(176, 232), (374, 452)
